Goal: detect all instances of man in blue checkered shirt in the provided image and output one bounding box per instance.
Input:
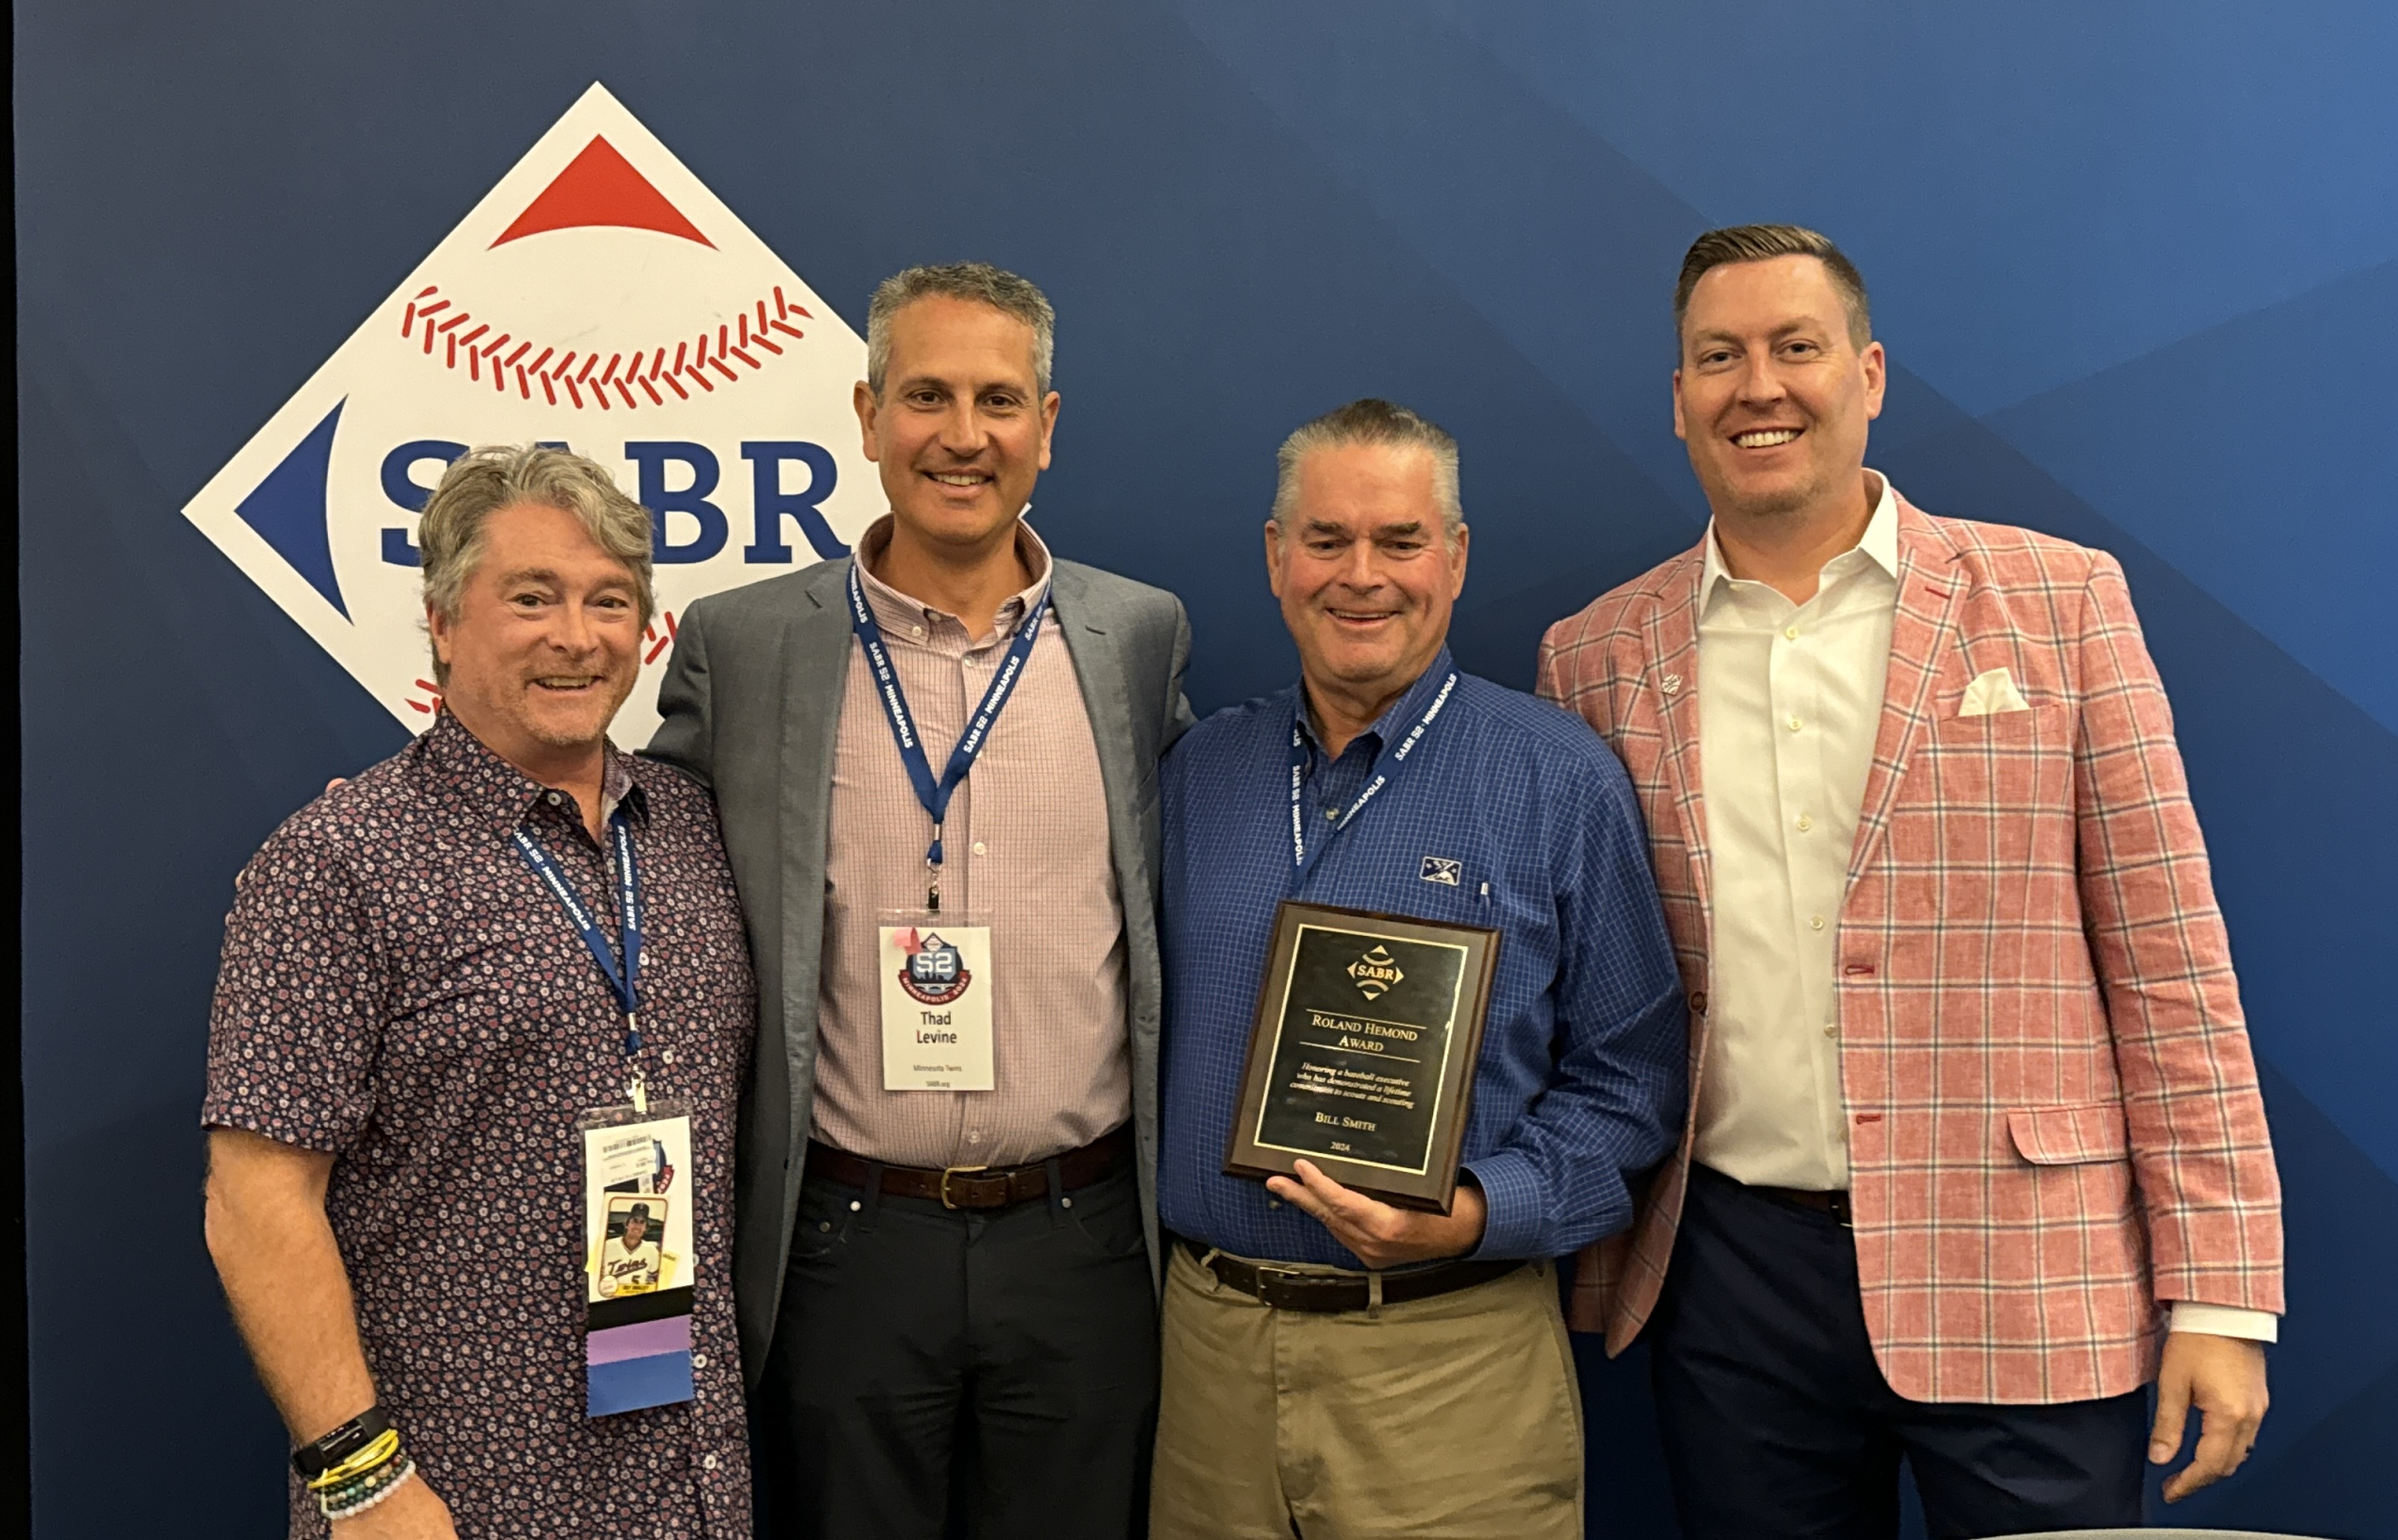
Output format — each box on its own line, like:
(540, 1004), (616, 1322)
(1148, 399), (1687, 1538)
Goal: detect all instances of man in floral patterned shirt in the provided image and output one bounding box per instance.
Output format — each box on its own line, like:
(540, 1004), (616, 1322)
(202, 446), (757, 1538)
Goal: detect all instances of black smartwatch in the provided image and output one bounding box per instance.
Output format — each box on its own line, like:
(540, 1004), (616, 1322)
(291, 1405), (394, 1480)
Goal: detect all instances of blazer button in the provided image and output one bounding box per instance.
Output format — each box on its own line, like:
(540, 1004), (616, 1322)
(1688, 990), (1708, 1014)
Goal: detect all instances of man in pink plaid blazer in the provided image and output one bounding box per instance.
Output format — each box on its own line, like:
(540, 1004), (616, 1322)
(1536, 225), (2282, 1538)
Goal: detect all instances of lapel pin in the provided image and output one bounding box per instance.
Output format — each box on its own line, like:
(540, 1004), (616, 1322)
(1661, 673), (1682, 695)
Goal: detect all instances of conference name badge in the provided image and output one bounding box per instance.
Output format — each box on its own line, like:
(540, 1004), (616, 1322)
(577, 1103), (697, 1416)
(879, 917), (996, 1091)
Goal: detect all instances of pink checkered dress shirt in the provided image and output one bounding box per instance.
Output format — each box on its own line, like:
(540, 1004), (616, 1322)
(809, 517), (1132, 1170)
(1536, 490), (2283, 1404)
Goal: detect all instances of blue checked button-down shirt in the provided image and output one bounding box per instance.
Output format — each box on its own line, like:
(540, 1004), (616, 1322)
(1158, 649), (1688, 1267)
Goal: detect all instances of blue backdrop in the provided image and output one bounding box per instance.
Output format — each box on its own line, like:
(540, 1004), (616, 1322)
(18, 3), (2398, 1536)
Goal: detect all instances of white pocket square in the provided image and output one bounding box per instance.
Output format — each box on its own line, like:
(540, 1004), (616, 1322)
(1958, 667), (2031, 718)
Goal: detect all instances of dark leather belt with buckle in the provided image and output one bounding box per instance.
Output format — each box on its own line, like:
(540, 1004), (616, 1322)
(1754, 1184), (1853, 1227)
(806, 1126), (1131, 1210)
(1181, 1237), (1520, 1312)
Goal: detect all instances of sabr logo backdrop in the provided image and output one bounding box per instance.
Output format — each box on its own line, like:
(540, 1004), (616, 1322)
(182, 83), (880, 740)
(20, 6), (2398, 1540)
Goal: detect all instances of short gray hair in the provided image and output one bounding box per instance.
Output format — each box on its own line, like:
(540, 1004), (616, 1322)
(866, 261), (1057, 398)
(1271, 398), (1463, 540)
(418, 444), (656, 683)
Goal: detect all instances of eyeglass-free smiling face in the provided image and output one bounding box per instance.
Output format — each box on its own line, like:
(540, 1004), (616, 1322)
(854, 294), (1059, 556)
(1266, 442), (1468, 734)
(428, 499), (644, 770)
(1673, 253), (1885, 526)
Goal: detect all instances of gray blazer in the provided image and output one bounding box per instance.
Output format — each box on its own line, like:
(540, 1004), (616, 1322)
(644, 554), (1194, 1385)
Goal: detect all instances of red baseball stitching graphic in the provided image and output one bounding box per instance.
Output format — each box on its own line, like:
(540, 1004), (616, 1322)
(398, 287), (814, 408)
(644, 611), (680, 666)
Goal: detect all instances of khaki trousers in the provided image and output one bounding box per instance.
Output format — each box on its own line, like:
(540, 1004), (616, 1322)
(1148, 1244), (1583, 1540)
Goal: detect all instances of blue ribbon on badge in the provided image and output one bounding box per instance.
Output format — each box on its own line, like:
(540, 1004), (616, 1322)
(847, 561), (1047, 903)
(513, 810), (644, 1062)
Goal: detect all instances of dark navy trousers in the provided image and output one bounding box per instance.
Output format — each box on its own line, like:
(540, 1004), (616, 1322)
(1649, 1163), (2149, 1540)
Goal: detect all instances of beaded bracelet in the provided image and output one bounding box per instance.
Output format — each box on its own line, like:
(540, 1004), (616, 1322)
(319, 1455), (416, 1521)
(321, 1448), (409, 1516)
(316, 1451), (407, 1506)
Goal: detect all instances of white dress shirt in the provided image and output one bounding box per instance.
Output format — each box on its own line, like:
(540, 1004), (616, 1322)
(1692, 471), (2273, 1341)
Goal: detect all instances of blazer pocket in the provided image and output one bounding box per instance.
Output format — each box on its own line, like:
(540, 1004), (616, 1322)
(1926, 703), (2068, 745)
(2006, 1102), (2130, 1165)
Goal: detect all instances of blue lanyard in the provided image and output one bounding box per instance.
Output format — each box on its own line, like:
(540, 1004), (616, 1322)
(1289, 671), (1458, 882)
(847, 560), (1048, 911)
(512, 810), (646, 1088)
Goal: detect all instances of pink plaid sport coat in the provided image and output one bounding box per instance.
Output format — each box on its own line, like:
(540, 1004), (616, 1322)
(1535, 493), (2282, 1404)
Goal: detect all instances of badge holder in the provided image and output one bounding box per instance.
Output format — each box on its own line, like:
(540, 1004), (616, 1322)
(878, 908), (995, 1092)
(577, 1098), (697, 1416)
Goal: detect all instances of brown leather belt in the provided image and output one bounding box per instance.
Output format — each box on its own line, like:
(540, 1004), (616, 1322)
(1181, 1237), (1521, 1313)
(805, 1126), (1131, 1211)
(1754, 1185), (1853, 1227)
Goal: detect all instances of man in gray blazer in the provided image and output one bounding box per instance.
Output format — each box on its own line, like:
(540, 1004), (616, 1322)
(646, 261), (1192, 1540)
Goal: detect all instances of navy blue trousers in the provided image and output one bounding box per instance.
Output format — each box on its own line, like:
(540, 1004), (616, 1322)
(1649, 1164), (2148, 1540)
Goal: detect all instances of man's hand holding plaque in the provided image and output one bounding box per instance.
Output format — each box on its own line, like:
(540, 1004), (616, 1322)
(1266, 1160), (1488, 1266)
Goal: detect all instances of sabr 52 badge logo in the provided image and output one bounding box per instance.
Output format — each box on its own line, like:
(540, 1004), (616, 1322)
(183, 82), (880, 743)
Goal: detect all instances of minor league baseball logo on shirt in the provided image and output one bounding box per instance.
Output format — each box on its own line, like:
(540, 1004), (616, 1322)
(181, 82), (882, 743)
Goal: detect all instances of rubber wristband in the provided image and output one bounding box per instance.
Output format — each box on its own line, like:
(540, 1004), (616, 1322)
(292, 1406), (393, 1479)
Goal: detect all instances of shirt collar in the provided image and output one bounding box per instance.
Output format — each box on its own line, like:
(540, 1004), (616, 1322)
(1700, 468), (1901, 612)
(852, 512), (1055, 640)
(421, 708), (649, 834)
(1295, 644), (1460, 759)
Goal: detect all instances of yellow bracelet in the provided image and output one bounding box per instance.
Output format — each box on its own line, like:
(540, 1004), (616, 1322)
(306, 1428), (402, 1490)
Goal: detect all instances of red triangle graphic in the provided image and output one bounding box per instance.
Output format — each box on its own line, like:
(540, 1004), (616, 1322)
(491, 136), (714, 248)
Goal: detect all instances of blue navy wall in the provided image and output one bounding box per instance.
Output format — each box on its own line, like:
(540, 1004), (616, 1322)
(18, 4), (2398, 1536)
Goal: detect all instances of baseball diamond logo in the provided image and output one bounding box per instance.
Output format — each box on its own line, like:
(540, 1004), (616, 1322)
(898, 933), (974, 1007)
(181, 82), (882, 742)
(1347, 945), (1405, 1002)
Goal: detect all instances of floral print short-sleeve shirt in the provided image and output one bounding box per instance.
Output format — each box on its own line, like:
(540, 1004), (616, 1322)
(205, 712), (756, 1539)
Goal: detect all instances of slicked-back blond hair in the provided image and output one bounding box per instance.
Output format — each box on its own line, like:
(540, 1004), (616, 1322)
(1674, 224), (1872, 348)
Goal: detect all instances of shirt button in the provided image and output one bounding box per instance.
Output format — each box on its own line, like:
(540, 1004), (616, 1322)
(1810, 915), (1826, 931)
(1796, 814), (1813, 832)
(703, 1454), (719, 1472)
(1784, 626), (1800, 641)
(545, 791), (563, 806)
(910, 625), (925, 638)
(660, 1047), (676, 1064)
(1823, 1024), (1839, 1039)
(1786, 715), (1803, 732)
(967, 1132), (983, 1144)
(1324, 808), (1340, 821)
(972, 840), (987, 857)
(691, 1354), (708, 1369)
